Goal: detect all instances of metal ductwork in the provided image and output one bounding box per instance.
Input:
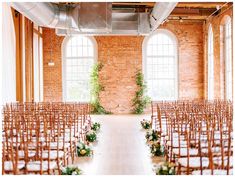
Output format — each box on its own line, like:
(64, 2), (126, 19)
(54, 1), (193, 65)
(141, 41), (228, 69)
(150, 2), (178, 32)
(56, 9), (150, 36)
(11, 2), (177, 36)
(77, 2), (112, 33)
(11, 2), (79, 29)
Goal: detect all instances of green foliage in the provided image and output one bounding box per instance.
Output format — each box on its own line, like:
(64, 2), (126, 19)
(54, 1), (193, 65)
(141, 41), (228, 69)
(132, 71), (151, 114)
(150, 141), (164, 156)
(91, 122), (101, 132)
(155, 162), (176, 175)
(140, 119), (151, 130)
(61, 166), (82, 175)
(90, 63), (111, 114)
(86, 130), (97, 142)
(77, 142), (92, 157)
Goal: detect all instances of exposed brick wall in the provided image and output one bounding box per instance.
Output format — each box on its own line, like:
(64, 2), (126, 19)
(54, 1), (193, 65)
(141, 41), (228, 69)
(160, 21), (204, 100)
(43, 21), (205, 113)
(43, 28), (64, 102)
(203, 7), (233, 99)
(96, 36), (143, 113)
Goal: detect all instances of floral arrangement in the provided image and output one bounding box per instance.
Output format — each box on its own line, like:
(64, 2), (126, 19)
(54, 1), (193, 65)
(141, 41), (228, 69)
(150, 140), (164, 156)
(155, 162), (176, 175)
(140, 119), (151, 129)
(77, 142), (92, 156)
(145, 129), (160, 142)
(61, 166), (82, 175)
(91, 122), (101, 132)
(86, 130), (97, 142)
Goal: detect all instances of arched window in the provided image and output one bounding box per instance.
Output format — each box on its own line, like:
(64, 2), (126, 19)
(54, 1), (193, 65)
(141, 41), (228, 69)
(208, 25), (214, 100)
(143, 29), (178, 101)
(224, 17), (232, 100)
(62, 36), (97, 102)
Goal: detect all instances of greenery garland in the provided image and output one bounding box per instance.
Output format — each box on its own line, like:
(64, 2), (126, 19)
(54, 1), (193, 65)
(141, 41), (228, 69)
(132, 70), (151, 114)
(90, 63), (111, 114)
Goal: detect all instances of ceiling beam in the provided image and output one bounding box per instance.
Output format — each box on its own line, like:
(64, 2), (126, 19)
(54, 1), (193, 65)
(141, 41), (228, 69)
(171, 7), (215, 16)
(177, 2), (229, 8)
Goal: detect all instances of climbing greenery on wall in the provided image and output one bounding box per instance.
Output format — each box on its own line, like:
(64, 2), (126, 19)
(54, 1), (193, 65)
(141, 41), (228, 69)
(132, 70), (151, 114)
(90, 63), (111, 114)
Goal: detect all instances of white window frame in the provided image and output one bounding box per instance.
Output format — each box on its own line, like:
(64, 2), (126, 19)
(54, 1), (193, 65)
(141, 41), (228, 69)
(62, 36), (97, 102)
(208, 24), (214, 100)
(143, 29), (179, 101)
(224, 17), (233, 100)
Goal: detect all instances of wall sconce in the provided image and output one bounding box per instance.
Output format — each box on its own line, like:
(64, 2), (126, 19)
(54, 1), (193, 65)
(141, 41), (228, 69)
(48, 29), (55, 67)
(179, 17), (183, 23)
(48, 60), (55, 66)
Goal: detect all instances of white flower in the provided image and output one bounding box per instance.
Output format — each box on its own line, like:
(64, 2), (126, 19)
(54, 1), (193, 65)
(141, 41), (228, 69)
(87, 132), (91, 135)
(78, 143), (83, 149)
(72, 171), (77, 175)
(149, 135), (153, 140)
(169, 168), (174, 174)
(162, 165), (168, 171)
(69, 165), (76, 168)
(61, 167), (66, 173)
(155, 168), (160, 174)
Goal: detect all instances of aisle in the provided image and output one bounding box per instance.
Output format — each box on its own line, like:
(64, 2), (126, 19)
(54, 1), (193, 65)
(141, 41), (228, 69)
(74, 114), (164, 175)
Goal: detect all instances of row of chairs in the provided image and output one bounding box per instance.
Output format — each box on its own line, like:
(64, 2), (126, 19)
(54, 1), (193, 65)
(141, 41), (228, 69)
(2, 102), (92, 175)
(151, 100), (233, 175)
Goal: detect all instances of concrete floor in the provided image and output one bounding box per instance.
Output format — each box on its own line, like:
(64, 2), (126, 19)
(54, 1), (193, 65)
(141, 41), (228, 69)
(73, 114), (164, 175)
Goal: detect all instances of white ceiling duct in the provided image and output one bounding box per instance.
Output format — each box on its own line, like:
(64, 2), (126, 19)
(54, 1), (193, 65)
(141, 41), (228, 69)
(10, 2), (79, 29)
(150, 2), (178, 32)
(56, 11), (150, 36)
(10, 2), (177, 35)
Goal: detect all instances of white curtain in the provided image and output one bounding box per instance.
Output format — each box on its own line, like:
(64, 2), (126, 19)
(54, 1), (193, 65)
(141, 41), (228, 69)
(1, 3), (16, 105)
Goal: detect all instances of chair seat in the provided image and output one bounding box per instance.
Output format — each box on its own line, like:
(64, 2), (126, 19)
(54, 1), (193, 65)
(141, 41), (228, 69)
(31, 137), (46, 142)
(173, 148), (198, 156)
(4, 161), (25, 171)
(65, 130), (79, 137)
(213, 156), (233, 167)
(27, 161), (57, 171)
(178, 157), (209, 168)
(192, 169), (233, 175)
(201, 146), (231, 154)
(167, 140), (187, 148)
(49, 142), (70, 149)
(18, 150), (36, 158)
(28, 142), (46, 149)
(58, 136), (76, 142)
(165, 134), (185, 141)
(41, 150), (64, 159)
(200, 140), (229, 147)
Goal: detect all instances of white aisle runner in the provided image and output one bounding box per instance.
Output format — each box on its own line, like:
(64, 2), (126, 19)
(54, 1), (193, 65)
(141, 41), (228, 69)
(74, 114), (163, 175)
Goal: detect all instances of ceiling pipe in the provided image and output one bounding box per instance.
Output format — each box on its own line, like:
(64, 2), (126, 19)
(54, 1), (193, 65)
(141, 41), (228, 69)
(10, 2), (178, 35)
(150, 2), (178, 32)
(10, 2), (79, 29)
